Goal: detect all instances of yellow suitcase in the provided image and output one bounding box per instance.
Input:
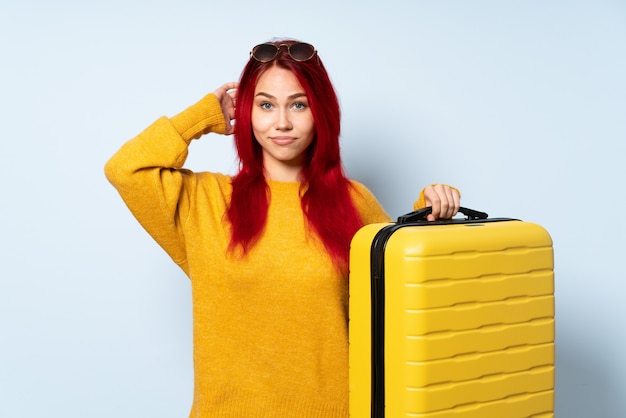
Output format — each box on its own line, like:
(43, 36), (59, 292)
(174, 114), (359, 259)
(349, 207), (554, 417)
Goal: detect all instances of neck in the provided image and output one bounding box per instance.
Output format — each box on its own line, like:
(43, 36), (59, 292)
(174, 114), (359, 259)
(263, 162), (303, 182)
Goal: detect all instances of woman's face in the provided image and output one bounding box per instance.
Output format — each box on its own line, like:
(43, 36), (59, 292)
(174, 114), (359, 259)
(251, 65), (315, 181)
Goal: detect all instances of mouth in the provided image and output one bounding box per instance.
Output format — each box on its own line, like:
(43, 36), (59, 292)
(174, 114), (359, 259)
(270, 136), (296, 146)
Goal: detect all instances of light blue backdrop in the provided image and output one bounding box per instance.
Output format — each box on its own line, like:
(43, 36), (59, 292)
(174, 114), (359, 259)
(1, 1), (624, 417)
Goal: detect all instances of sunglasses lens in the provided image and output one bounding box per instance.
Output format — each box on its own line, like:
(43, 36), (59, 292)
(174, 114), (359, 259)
(252, 44), (279, 62)
(289, 43), (316, 61)
(251, 42), (317, 63)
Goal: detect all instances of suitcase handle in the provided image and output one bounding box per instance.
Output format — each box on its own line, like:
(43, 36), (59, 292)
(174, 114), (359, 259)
(397, 206), (489, 224)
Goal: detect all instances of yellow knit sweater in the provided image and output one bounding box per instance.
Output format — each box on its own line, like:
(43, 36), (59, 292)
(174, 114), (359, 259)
(105, 93), (404, 417)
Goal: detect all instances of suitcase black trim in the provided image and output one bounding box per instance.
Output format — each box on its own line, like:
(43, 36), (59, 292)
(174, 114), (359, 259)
(368, 210), (515, 417)
(370, 223), (404, 417)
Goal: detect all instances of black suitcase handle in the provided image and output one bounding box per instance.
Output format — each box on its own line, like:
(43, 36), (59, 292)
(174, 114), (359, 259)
(397, 206), (489, 224)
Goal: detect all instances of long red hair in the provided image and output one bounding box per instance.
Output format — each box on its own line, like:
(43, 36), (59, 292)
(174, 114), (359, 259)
(227, 39), (363, 272)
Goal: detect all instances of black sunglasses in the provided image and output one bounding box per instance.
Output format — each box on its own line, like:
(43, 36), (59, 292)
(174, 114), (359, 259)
(250, 42), (318, 63)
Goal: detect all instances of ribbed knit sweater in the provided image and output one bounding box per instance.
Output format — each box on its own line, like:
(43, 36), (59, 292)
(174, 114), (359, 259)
(105, 93), (420, 417)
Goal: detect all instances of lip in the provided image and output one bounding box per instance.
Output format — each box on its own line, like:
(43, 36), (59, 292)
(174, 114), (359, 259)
(270, 136), (296, 146)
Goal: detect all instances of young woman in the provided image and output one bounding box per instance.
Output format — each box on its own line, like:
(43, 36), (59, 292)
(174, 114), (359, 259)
(105, 39), (460, 417)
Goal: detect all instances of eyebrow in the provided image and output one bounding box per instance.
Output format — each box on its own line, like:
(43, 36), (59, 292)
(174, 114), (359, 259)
(254, 92), (308, 100)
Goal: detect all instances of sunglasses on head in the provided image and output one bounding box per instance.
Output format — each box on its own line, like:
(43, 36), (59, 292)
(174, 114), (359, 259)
(250, 42), (318, 63)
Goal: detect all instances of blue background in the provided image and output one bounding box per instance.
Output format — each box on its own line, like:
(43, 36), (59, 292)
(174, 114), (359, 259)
(1, 1), (624, 416)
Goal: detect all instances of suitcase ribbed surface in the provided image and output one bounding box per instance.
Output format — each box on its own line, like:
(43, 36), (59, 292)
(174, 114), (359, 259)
(349, 220), (554, 418)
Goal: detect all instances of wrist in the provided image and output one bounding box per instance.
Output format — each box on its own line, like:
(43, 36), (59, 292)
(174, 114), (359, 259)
(171, 93), (227, 142)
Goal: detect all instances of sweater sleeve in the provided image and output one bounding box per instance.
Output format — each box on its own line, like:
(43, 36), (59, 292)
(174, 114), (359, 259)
(350, 182), (461, 224)
(104, 93), (227, 275)
(349, 181), (393, 224)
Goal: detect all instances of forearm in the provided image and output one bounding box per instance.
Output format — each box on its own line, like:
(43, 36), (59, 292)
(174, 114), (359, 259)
(104, 93), (226, 182)
(103, 93), (227, 272)
(170, 93), (227, 142)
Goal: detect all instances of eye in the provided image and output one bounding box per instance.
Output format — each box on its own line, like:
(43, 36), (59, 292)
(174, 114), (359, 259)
(259, 102), (273, 110)
(292, 101), (307, 110)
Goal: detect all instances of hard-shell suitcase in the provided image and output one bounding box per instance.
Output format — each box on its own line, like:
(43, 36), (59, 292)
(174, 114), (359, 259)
(349, 207), (554, 417)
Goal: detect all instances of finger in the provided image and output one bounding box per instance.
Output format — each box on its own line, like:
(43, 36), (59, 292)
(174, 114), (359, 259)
(214, 82), (239, 100)
(451, 188), (461, 217)
(440, 186), (460, 219)
(435, 184), (453, 219)
(425, 186), (441, 220)
(442, 185), (456, 218)
(228, 87), (238, 100)
(223, 81), (239, 92)
(226, 110), (236, 131)
(224, 117), (236, 135)
(435, 184), (454, 219)
(435, 184), (461, 219)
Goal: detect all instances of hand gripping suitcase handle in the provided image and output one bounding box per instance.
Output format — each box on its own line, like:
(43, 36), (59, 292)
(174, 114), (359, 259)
(397, 206), (489, 224)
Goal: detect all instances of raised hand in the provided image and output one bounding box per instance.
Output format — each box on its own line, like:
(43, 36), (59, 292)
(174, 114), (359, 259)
(213, 82), (239, 135)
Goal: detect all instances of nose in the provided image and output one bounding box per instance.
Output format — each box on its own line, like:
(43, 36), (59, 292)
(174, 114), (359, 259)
(275, 108), (293, 131)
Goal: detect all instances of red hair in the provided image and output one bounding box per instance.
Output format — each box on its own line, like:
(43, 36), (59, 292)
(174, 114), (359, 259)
(227, 39), (363, 272)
